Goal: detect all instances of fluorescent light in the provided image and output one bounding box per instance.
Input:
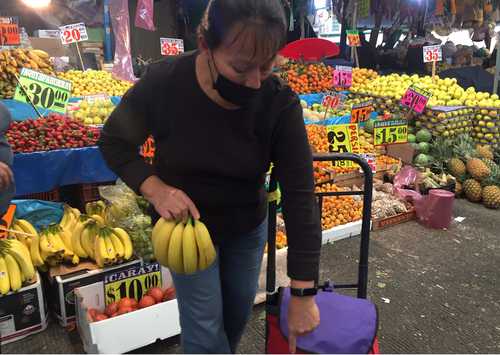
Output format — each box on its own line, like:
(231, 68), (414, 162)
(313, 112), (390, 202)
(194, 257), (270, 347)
(21, 0), (51, 8)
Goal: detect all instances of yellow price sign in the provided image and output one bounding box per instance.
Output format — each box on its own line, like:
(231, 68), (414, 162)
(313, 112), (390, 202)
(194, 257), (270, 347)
(326, 123), (360, 168)
(374, 120), (408, 146)
(103, 262), (162, 305)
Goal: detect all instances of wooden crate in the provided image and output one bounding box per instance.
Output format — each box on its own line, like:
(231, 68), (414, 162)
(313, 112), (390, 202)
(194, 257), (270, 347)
(372, 209), (416, 230)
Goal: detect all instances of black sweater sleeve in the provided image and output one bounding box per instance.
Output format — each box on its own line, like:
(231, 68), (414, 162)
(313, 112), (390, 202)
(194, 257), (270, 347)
(98, 71), (156, 194)
(271, 92), (322, 282)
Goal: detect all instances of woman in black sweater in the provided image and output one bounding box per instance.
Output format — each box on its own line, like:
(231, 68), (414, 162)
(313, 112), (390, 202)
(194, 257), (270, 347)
(98, 0), (321, 353)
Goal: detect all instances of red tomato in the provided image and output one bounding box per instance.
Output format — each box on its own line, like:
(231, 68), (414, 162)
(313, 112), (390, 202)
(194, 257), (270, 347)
(147, 287), (164, 303)
(163, 287), (176, 301)
(88, 308), (98, 321)
(129, 298), (138, 308)
(105, 302), (119, 317)
(94, 313), (109, 322)
(118, 298), (134, 309)
(117, 306), (134, 315)
(138, 295), (156, 308)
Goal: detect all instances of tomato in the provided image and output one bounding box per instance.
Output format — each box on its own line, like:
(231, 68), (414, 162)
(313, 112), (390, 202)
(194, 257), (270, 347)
(163, 287), (176, 302)
(117, 306), (134, 315)
(147, 287), (164, 303)
(138, 295), (156, 308)
(118, 297), (134, 309)
(88, 308), (98, 321)
(105, 302), (119, 317)
(94, 313), (109, 322)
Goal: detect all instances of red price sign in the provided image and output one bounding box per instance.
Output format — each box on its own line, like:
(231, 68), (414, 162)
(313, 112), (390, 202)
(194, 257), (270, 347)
(360, 154), (377, 173)
(322, 95), (340, 109)
(347, 30), (361, 47)
(351, 101), (373, 123)
(0, 17), (20, 46)
(60, 23), (88, 45)
(160, 38), (184, 56)
(333, 66), (352, 87)
(400, 86), (431, 114)
(423, 45), (442, 63)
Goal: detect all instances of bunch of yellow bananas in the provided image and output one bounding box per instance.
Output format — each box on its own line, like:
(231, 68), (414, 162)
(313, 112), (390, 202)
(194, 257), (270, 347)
(152, 217), (216, 274)
(0, 237), (36, 295)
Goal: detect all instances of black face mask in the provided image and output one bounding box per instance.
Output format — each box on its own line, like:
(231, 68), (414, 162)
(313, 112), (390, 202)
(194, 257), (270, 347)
(209, 55), (261, 108)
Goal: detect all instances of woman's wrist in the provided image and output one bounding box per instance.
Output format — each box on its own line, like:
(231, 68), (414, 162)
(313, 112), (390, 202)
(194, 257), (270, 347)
(290, 279), (315, 289)
(140, 175), (165, 200)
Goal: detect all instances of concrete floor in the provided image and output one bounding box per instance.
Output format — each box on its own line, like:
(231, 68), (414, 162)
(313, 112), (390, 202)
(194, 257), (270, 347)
(2, 199), (499, 354)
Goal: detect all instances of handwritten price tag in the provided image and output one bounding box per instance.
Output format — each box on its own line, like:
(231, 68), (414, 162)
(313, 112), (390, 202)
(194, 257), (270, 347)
(326, 124), (360, 167)
(0, 17), (20, 46)
(423, 45), (442, 63)
(347, 30), (361, 47)
(333, 65), (352, 88)
(400, 86), (431, 114)
(104, 262), (162, 305)
(351, 101), (373, 123)
(59, 23), (88, 45)
(322, 94), (340, 110)
(160, 38), (184, 56)
(14, 68), (72, 114)
(374, 120), (408, 146)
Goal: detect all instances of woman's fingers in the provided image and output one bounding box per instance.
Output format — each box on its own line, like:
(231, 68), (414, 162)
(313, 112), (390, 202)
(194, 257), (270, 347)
(179, 192), (200, 220)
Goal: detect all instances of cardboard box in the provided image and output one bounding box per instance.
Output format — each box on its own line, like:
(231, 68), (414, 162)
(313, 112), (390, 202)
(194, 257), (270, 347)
(75, 267), (180, 354)
(0, 273), (48, 345)
(44, 259), (142, 327)
(29, 37), (72, 57)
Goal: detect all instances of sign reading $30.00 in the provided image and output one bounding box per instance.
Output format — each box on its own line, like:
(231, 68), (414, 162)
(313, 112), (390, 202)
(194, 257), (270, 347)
(14, 68), (72, 114)
(104, 262), (162, 305)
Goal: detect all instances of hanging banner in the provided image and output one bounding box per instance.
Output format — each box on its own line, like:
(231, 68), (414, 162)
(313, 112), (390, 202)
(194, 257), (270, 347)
(0, 17), (20, 46)
(135, 0), (156, 31)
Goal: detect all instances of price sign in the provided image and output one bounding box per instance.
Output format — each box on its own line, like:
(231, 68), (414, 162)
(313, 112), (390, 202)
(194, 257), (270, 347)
(59, 23), (88, 45)
(347, 30), (361, 47)
(333, 65), (352, 88)
(374, 120), (408, 146)
(423, 45), (442, 63)
(83, 93), (109, 103)
(13, 68), (72, 114)
(322, 94), (340, 109)
(351, 101), (373, 123)
(141, 136), (155, 164)
(400, 85), (431, 114)
(104, 262), (162, 305)
(360, 154), (376, 173)
(160, 38), (184, 56)
(0, 17), (20, 46)
(326, 123), (360, 168)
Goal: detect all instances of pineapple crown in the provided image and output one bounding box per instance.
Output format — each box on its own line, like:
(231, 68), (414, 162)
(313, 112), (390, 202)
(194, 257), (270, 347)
(452, 134), (479, 161)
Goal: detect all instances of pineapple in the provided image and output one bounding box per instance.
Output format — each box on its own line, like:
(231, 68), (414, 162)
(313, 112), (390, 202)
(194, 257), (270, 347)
(466, 158), (491, 181)
(476, 144), (494, 161)
(455, 180), (463, 198)
(482, 186), (500, 209)
(463, 179), (482, 202)
(448, 158), (466, 178)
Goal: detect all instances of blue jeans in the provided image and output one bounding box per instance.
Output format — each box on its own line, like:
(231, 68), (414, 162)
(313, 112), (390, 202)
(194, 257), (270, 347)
(171, 218), (268, 354)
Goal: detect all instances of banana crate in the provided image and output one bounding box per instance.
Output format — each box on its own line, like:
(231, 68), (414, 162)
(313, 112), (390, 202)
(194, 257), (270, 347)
(0, 273), (48, 345)
(43, 258), (142, 327)
(75, 266), (180, 354)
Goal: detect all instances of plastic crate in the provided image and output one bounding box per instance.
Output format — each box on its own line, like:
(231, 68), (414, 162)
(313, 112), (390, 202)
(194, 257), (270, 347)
(16, 189), (61, 202)
(78, 182), (114, 204)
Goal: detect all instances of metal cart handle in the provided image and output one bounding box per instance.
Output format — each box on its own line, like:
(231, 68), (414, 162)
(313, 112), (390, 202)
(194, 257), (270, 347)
(266, 153), (373, 299)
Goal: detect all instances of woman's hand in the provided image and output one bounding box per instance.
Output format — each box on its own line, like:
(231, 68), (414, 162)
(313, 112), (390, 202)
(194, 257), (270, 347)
(0, 162), (13, 192)
(140, 175), (200, 221)
(287, 295), (320, 354)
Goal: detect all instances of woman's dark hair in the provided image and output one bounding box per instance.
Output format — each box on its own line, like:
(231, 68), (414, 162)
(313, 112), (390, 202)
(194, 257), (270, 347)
(198, 0), (287, 61)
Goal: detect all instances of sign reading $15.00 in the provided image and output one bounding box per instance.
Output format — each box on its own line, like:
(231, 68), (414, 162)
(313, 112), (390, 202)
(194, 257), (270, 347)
(104, 262), (162, 305)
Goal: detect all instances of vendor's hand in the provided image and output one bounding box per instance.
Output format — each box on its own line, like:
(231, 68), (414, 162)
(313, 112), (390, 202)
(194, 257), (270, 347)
(287, 296), (320, 354)
(0, 162), (13, 192)
(140, 175), (200, 222)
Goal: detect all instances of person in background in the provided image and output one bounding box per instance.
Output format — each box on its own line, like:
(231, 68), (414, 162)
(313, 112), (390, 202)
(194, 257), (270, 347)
(98, 0), (322, 353)
(0, 102), (15, 215)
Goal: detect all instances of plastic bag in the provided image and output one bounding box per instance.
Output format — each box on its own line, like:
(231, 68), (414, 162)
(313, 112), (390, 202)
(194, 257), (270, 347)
(13, 200), (64, 231)
(99, 180), (154, 262)
(110, 0), (137, 82)
(135, 0), (156, 31)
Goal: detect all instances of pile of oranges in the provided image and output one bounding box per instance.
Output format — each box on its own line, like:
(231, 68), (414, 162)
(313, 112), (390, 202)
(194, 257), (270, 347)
(376, 155), (400, 170)
(306, 125), (328, 153)
(315, 183), (363, 230)
(280, 62), (334, 94)
(352, 68), (378, 88)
